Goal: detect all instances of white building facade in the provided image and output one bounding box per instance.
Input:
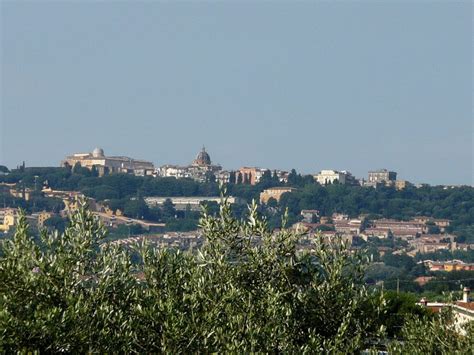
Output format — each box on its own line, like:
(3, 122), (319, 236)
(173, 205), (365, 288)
(314, 170), (358, 185)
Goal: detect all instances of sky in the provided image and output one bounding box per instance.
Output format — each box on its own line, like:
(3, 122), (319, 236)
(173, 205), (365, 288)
(0, 0), (472, 185)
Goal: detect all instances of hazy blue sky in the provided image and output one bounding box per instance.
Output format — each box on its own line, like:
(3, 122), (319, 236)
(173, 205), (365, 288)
(1, 1), (472, 185)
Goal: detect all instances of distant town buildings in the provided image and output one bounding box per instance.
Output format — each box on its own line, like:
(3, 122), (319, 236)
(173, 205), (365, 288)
(0, 208), (17, 232)
(371, 219), (426, 239)
(412, 216), (451, 232)
(365, 169), (397, 187)
(314, 170), (358, 186)
(144, 196), (243, 211)
(300, 210), (320, 223)
(334, 218), (362, 235)
(311, 168), (414, 190)
(93, 211), (165, 232)
(9, 187), (32, 201)
(421, 260), (474, 272)
(237, 167), (265, 185)
(215, 170), (232, 185)
(260, 187), (297, 204)
(234, 167), (288, 185)
(157, 148), (290, 185)
(395, 180), (412, 190)
(42, 187), (84, 200)
(157, 147), (222, 183)
(419, 288), (474, 335)
(62, 148), (154, 176)
(290, 211), (470, 257)
(361, 228), (391, 239)
(57, 147), (417, 192)
(368, 169), (397, 184)
(407, 234), (457, 256)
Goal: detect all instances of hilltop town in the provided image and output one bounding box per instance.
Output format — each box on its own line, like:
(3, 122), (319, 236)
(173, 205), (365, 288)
(59, 146), (413, 187)
(1, 147), (473, 298)
(1, 146), (472, 238)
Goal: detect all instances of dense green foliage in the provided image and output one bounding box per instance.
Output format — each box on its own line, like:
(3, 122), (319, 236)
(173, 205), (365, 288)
(0, 200), (385, 352)
(0, 167), (219, 199)
(388, 308), (474, 354)
(381, 291), (432, 338)
(42, 215), (68, 234)
(1, 199), (472, 352)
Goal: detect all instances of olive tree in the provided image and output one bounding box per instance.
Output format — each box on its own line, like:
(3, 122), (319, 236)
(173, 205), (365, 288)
(388, 307), (474, 354)
(1, 197), (386, 352)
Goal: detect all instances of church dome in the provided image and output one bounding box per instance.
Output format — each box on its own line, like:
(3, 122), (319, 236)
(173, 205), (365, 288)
(92, 147), (105, 158)
(193, 147), (211, 166)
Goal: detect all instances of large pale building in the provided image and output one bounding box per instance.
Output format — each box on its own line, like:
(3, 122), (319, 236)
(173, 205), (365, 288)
(367, 169), (397, 186)
(144, 196), (243, 211)
(62, 148), (154, 176)
(314, 170), (358, 186)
